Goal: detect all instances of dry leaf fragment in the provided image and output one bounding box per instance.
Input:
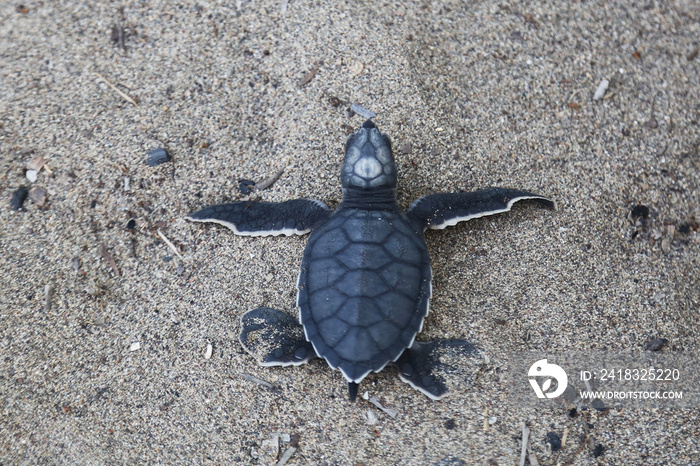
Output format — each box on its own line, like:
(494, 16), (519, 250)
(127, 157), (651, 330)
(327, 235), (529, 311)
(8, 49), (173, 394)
(299, 67), (318, 87)
(27, 155), (46, 171)
(99, 243), (120, 276)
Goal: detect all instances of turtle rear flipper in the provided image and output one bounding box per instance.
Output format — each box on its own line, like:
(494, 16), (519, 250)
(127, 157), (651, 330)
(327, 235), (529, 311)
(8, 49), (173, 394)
(240, 307), (317, 366)
(395, 340), (481, 400)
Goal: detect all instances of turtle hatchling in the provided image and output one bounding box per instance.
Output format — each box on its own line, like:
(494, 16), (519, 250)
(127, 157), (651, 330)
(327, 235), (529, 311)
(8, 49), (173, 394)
(187, 120), (554, 401)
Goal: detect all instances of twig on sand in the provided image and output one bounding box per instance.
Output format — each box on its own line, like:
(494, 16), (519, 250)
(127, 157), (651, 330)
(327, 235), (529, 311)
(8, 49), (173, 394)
(561, 426), (569, 447)
(95, 72), (138, 105)
(44, 284), (53, 312)
(368, 396), (397, 418)
(254, 168), (286, 192)
(350, 103), (376, 119)
(276, 447), (296, 466)
(520, 422), (541, 466)
(520, 422), (530, 466)
(241, 373), (275, 389)
(157, 229), (184, 261)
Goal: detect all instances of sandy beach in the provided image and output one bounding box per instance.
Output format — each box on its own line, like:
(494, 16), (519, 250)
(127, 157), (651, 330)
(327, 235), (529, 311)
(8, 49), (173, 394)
(1, 1), (698, 463)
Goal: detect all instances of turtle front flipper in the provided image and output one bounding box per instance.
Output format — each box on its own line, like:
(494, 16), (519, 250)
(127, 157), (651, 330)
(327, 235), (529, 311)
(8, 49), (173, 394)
(394, 340), (481, 400)
(239, 307), (317, 366)
(187, 199), (330, 236)
(406, 188), (554, 231)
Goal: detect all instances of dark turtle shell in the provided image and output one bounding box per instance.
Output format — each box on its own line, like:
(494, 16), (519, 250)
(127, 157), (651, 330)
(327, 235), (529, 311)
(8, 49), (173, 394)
(297, 207), (431, 383)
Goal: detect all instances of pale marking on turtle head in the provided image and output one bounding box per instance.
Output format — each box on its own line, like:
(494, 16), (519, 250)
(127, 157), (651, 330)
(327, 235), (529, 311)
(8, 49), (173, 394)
(341, 120), (396, 189)
(355, 157), (382, 179)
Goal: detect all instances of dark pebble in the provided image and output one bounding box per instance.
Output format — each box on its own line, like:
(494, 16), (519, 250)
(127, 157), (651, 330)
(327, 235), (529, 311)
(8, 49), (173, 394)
(546, 432), (562, 452)
(10, 186), (29, 210)
(238, 179), (256, 195)
(631, 205), (649, 219)
(591, 399), (607, 412)
(164, 256), (173, 262)
(289, 432), (301, 448)
(445, 418), (456, 430)
(568, 407), (578, 418)
(593, 444), (605, 458)
(645, 338), (668, 351)
(126, 219), (136, 231)
(677, 221), (698, 233)
(146, 148), (171, 166)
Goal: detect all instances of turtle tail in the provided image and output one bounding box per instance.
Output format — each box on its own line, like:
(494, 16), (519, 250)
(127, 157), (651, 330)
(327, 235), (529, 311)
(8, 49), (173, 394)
(347, 382), (359, 402)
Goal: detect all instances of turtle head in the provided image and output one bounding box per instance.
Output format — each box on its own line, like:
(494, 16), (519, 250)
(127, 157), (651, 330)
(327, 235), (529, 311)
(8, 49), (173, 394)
(341, 120), (396, 190)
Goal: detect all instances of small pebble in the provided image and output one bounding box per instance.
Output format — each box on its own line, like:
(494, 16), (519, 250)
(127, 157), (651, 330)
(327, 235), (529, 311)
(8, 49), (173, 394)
(349, 61), (364, 76)
(28, 187), (46, 206)
(593, 79), (609, 100)
(10, 186), (29, 210)
(645, 338), (668, 351)
(145, 148), (171, 166)
(593, 444), (605, 458)
(630, 205), (649, 219)
(547, 432), (562, 452)
(205, 343), (213, 359)
(129, 341), (141, 351)
(661, 238), (670, 254)
(26, 169), (38, 182)
(488, 416), (497, 425)
(238, 179), (256, 195)
(591, 399), (607, 412)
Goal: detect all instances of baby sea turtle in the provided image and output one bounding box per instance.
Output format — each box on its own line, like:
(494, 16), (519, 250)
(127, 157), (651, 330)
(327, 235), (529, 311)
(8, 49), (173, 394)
(187, 120), (553, 401)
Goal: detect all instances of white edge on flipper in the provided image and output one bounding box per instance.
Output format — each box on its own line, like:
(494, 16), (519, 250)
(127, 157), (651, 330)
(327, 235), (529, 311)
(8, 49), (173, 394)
(427, 195), (554, 230)
(396, 372), (448, 401)
(185, 216), (311, 237)
(238, 310), (313, 367)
